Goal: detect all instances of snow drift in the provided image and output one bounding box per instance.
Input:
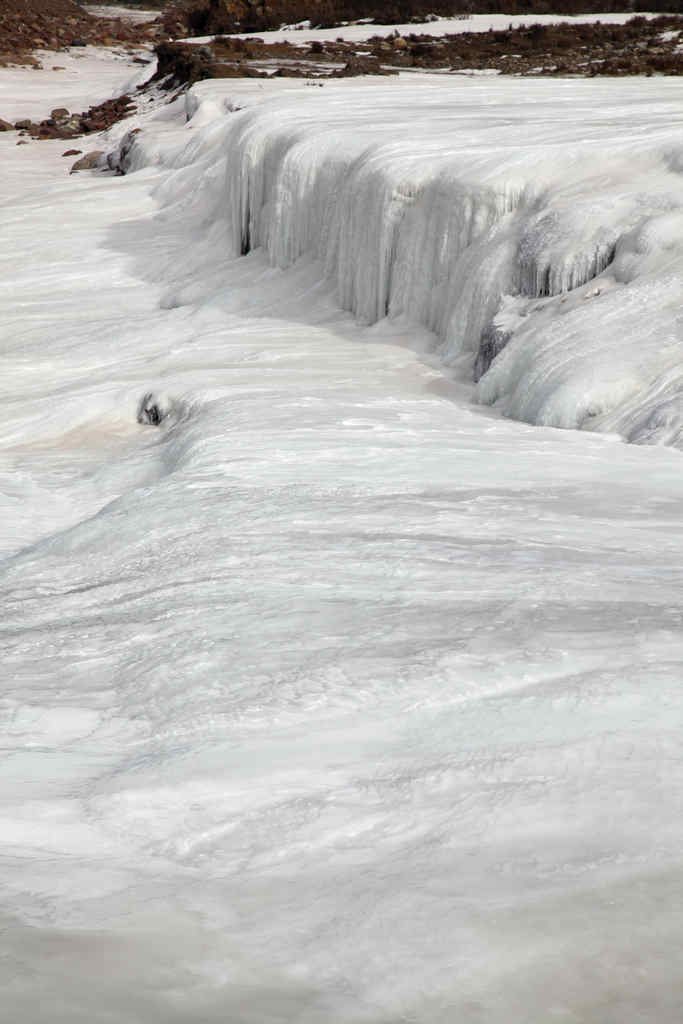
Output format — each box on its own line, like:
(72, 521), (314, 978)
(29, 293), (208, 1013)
(120, 74), (683, 445)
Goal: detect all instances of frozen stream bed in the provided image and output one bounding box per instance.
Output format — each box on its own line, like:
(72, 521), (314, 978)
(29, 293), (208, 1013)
(1, 63), (683, 1023)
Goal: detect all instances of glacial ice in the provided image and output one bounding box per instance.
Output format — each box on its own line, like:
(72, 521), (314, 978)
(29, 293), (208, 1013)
(2, 61), (683, 1024)
(122, 74), (683, 446)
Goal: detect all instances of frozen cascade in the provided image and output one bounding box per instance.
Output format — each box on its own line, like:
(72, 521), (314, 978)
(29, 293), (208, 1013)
(121, 76), (683, 446)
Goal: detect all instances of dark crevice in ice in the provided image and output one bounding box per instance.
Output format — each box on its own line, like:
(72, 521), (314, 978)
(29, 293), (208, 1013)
(240, 198), (251, 256)
(474, 324), (512, 382)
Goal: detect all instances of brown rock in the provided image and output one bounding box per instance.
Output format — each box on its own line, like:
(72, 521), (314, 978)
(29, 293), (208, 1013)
(70, 149), (104, 173)
(14, 119), (32, 129)
(0, 119), (13, 131)
(16, 140), (28, 145)
(51, 107), (69, 122)
(62, 148), (82, 156)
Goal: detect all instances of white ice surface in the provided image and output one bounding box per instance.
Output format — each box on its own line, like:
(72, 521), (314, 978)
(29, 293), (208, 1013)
(2, 60), (683, 1024)
(180, 12), (661, 46)
(170, 74), (683, 445)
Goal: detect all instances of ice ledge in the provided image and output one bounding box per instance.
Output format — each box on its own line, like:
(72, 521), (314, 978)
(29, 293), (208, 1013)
(122, 75), (683, 447)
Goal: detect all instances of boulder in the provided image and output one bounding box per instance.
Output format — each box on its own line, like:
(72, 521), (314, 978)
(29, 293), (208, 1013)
(51, 107), (69, 122)
(0, 119), (13, 131)
(14, 119), (32, 129)
(70, 149), (104, 173)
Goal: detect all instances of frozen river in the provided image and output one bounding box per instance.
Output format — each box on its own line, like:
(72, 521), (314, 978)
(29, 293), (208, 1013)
(1, 58), (683, 1023)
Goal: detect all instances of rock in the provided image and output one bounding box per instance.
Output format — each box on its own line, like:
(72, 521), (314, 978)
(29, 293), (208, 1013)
(16, 140), (28, 145)
(393, 37), (408, 50)
(14, 119), (32, 129)
(70, 39), (86, 48)
(51, 107), (69, 122)
(0, 119), (13, 131)
(70, 150), (104, 173)
(137, 391), (170, 426)
(62, 148), (82, 156)
(474, 324), (512, 382)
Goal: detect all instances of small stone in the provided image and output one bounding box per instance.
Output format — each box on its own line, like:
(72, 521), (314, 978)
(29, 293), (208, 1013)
(17, 140), (28, 145)
(62, 148), (82, 156)
(70, 149), (104, 173)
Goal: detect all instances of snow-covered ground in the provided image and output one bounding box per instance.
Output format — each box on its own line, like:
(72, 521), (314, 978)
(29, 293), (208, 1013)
(0, 46), (151, 124)
(2, 55), (683, 1024)
(179, 12), (662, 46)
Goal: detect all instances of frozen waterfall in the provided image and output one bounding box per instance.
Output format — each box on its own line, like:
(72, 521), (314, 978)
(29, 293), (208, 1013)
(120, 75), (683, 445)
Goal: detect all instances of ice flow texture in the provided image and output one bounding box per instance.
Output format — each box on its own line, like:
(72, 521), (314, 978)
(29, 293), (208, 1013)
(129, 76), (683, 446)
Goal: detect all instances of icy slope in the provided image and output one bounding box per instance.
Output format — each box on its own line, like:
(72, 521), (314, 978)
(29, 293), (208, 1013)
(2, 67), (683, 1024)
(120, 74), (683, 446)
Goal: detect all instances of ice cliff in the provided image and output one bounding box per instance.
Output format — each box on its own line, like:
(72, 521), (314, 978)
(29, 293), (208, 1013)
(122, 75), (683, 446)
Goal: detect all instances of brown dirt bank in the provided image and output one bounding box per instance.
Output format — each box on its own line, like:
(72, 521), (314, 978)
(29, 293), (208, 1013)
(153, 14), (683, 84)
(164, 0), (683, 39)
(0, 0), (160, 65)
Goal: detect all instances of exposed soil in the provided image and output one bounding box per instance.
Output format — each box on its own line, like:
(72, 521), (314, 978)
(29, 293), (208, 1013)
(153, 14), (683, 86)
(0, 0), (161, 66)
(164, 0), (683, 39)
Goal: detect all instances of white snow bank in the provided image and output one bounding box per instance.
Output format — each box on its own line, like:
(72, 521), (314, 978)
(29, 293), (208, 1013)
(180, 12), (660, 46)
(122, 73), (683, 446)
(0, 45), (153, 124)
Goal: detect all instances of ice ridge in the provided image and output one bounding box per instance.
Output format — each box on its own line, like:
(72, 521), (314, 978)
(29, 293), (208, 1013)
(124, 77), (683, 447)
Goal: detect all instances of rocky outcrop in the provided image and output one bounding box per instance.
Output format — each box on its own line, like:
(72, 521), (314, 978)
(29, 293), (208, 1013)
(164, 0), (683, 39)
(152, 15), (683, 86)
(3, 94), (137, 142)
